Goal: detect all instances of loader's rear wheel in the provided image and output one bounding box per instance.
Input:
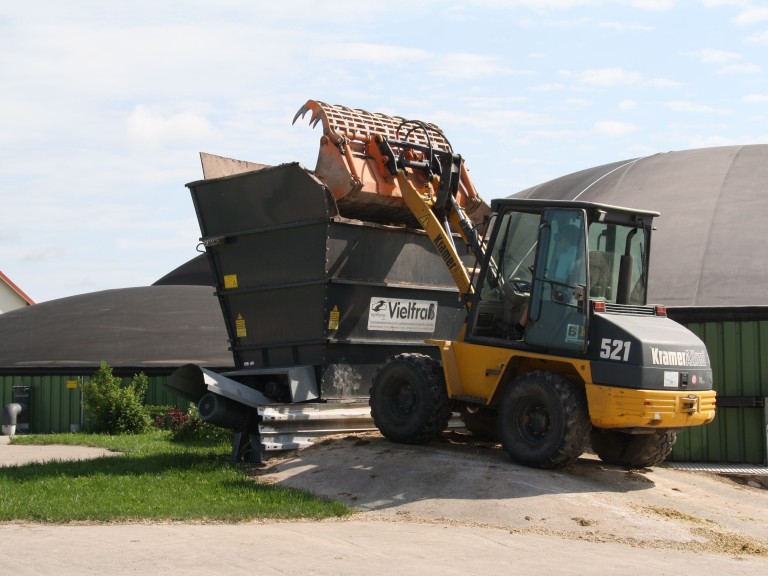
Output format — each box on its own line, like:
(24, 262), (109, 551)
(370, 353), (451, 445)
(590, 428), (677, 468)
(497, 371), (590, 469)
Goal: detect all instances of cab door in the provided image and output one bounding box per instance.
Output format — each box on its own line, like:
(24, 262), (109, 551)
(525, 208), (588, 352)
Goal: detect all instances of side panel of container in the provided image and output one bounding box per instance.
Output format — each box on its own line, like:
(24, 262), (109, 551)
(190, 164), (471, 385)
(188, 163), (338, 236)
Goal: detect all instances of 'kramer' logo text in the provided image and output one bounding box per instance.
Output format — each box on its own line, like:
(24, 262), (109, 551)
(651, 347), (708, 367)
(433, 235), (459, 272)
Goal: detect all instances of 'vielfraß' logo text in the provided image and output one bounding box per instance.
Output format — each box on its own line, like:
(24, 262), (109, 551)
(368, 297), (438, 332)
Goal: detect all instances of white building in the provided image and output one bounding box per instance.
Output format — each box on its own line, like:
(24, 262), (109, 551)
(0, 271), (34, 313)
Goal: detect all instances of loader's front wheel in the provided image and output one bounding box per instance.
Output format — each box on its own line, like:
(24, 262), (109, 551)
(497, 371), (590, 469)
(370, 353), (451, 445)
(590, 428), (677, 468)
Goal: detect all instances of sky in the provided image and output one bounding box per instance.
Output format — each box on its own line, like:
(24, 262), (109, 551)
(1, 0), (767, 303)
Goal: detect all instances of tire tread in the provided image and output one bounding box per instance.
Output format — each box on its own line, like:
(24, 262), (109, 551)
(370, 353), (451, 445)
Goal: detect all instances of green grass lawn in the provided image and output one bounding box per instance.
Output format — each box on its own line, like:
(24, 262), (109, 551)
(1, 431), (352, 523)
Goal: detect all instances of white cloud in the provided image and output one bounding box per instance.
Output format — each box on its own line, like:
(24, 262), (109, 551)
(687, 48), (741, 63)
(19, 244), (68, 263)
(699, 0), (768, 23)
(452, 109), (555, 128)
(432, 53), (521, 79)
(474, 0), (674, 9)
(646, 77), (685, 88)
(664, 101), (732, 114)
(690, 134), (735, 148)
(459, 96), (531, 108)
(318, 44), (516, 80)
(0, 18), (314, 123)
(594, 120), (641, 135)
(718, 63), (761, 73)
(3, 0), (766, 303)
(733, 6), (768, 25)
(532, 83), (566, 92)
(324, 43), (430, 64)
(563, 98), (591, 108)
(684, 49), (759, 74)
(598, 21), (653, 31)
(126, 107), (214, 149)
(574, 67), (644, 86)
(627, 0), (676, 11)
(528, 128), (586, 139)
(745, 30), (768, 44)
(562, 68), (679, 89)
(472, 0), (599, 9)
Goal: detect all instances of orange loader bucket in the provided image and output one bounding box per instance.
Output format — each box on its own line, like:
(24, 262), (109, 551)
(293, 100), (490, 227)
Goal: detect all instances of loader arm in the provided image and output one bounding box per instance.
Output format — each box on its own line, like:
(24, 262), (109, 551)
(394, 170), (474, 295)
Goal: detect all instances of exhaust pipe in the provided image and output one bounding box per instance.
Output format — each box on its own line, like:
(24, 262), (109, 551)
(2, 403), (22, 436)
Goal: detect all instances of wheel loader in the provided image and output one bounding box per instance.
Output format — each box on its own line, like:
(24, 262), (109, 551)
(294, 100), (716, 469)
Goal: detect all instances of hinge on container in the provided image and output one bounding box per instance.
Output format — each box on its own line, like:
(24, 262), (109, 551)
(203, 235), (227, 247)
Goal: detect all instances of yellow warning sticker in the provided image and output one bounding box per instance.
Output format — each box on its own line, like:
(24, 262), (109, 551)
(419, 215), (431, 229)
(235, 313), (247, 338)
(224, 274), (239, 289)
(66, 380), (78, 389)
(328, 305), (340, 330)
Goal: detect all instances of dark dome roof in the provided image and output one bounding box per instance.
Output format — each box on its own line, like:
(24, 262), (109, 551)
(153, 254), (213, 287)
(0, 285), (232, 370)
(515, 144), (768, 307)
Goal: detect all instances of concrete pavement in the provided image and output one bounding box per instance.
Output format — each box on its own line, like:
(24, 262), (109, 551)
(0, 435), (117, 467)
(1, 435), (766, 575)
(2, 520), (767, 576)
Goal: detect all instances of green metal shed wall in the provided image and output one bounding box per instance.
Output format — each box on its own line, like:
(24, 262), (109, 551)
(672, 406), (765, 464)
(3, 313), (767, 464)
(670, 315), (768, 465)
(0, 374), (186, 434)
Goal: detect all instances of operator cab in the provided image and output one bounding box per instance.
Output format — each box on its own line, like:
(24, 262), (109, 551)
(468, 199), (658, 354)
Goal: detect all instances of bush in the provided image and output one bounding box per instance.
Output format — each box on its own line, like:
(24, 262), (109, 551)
(160, 403), (233, 444)
(81, 361), (151, 435)
(144, 405), (175, 425)
(153, 406), (190, 432)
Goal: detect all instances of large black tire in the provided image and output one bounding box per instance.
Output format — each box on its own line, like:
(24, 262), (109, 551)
(590, 428), (677, 468)
(369, 353), (452, 445)
(497, 371), (590, 469)
(460, 406), (499, 441)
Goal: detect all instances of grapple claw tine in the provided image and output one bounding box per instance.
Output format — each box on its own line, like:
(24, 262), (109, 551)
(293, 100), (330, 137)
(292, 104), (311, 126)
